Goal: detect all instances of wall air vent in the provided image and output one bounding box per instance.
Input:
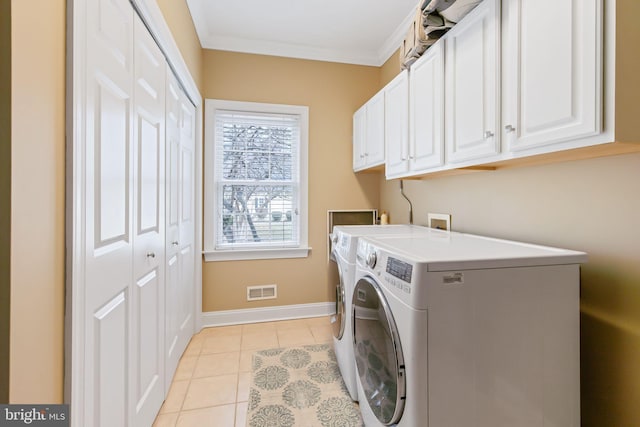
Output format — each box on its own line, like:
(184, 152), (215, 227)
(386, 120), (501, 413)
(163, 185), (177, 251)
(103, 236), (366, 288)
(247, 285), (277, 301)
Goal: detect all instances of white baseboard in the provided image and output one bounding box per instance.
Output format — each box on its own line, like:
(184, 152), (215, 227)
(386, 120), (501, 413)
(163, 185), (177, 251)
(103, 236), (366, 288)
(200, 302), (335, 328)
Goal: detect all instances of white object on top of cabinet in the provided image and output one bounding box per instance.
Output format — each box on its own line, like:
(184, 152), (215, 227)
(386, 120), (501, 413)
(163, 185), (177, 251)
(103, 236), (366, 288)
(386, 45), (444, 179)
(353, 90), (385, 171)
(501, 0), (602, 154)
(384, 70), (410, 178)
(445, 0), (501, 165)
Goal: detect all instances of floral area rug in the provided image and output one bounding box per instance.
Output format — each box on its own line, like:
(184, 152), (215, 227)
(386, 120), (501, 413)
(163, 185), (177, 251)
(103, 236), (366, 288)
(246, 343), (363, 427)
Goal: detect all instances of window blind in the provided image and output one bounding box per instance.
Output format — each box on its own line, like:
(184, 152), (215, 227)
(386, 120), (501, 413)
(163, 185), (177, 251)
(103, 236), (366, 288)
(213, 109), (301, 249)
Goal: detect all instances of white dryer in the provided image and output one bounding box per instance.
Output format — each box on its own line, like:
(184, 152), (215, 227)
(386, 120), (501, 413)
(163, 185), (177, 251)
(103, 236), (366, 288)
(353, 230), (586, 426)
(330, 225), (432, 401)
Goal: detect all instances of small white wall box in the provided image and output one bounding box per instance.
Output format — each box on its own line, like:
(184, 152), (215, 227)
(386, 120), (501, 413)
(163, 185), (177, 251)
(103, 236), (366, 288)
(428, 213), (451, 230)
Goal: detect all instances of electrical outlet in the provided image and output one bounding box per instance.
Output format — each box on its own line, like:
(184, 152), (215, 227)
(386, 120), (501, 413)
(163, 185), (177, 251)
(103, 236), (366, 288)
(427, 213), (451, 230)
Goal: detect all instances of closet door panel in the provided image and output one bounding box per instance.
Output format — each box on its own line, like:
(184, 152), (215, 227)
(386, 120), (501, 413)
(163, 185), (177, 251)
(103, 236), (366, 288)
(95, 81), (130, 248)
(84, 0), (134, 424)
(134, 269), (162, 408)
(164, 71), (183, 387)
(93, 292), (128, 427)
(177, 93), (196, 346)
(131, 14), (166, 427)
(96, 0), (132, 69)
(164, 72), (196, 387)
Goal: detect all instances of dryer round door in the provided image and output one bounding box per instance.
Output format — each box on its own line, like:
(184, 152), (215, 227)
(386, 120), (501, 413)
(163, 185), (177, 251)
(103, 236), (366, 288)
(332, 259), (346, 340)
(353, 276), (406, 425)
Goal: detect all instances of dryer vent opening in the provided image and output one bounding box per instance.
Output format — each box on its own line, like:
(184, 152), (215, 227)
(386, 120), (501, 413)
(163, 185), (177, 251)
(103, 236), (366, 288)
(247, 285), (278, 301)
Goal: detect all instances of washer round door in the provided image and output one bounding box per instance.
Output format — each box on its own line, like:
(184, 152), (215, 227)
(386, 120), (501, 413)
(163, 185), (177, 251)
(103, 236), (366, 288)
(353, 276), (406, 425)
(332, 258), (346, 340)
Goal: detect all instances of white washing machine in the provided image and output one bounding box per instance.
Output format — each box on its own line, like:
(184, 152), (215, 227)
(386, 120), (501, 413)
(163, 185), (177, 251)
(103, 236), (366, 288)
(330, 225), (432, 401)
(353, 230), (587, 426)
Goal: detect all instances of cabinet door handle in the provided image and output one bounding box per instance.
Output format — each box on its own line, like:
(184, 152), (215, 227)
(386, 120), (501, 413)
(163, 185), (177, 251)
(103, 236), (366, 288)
(172, 241), (179, 246)
(146, 252), (156, 258)
(364, 153), (369, 157)
(484, 131), (494, 139)
(409, 156), (414, 160)
(505, 125), (515, 133)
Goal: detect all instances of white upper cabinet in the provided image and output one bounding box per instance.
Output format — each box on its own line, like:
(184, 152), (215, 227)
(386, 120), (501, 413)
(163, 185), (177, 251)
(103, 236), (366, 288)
(445, 0), (500, 164)
(386, 48), (444, 179)
(366, 91), (386, 166)
(352, 105), (366, 170)
(502, 0), (602, 153)
(353, 90), (385, 171)
(409, 42), (445, 172)
(385, 70), (410, 177)
(352, 0), (630, 179)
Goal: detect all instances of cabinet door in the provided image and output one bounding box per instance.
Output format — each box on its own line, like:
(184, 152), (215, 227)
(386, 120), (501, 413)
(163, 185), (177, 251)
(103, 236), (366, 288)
(445, 0), (500, 163)
(502, 0), (602, 152)
(384, 71), (409, 177)
(410, 42), (445, 172)
(352, 105), (366, 171)
(365, 90), (386, 167)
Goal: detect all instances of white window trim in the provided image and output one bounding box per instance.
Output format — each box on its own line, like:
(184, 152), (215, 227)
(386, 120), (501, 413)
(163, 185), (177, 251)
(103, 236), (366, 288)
(204, 99), (310, 261)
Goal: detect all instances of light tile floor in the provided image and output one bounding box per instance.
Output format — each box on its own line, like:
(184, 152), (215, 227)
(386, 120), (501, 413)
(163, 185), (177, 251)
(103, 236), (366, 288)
(153, 316), (333, 427)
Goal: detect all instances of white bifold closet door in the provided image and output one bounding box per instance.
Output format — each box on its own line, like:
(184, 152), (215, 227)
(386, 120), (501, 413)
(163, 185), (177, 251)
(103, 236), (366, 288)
(164, 71), (196, 389)
(82, 0), (180, 424)
(131, 11), (166, 427)
(83, 0), (136, 424)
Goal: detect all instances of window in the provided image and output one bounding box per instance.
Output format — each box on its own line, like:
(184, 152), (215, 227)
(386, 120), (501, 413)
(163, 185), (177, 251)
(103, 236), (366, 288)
(204, 99), (309, 261)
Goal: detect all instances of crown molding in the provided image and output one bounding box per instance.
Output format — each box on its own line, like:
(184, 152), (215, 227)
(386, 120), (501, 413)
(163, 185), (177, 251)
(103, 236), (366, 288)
(186, 0), (415, 67)
(200, 34), (382, 66)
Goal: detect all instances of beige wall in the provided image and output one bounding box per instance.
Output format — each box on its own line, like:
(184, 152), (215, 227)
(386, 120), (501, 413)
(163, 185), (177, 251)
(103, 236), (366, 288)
(615, 0), (640, 143)
(10, 0), (66, 403)
(201, 50), (381, 311)
(380, 48), (401, 88)
(155, 0), (203, 91)
(1, 0), (11, 404)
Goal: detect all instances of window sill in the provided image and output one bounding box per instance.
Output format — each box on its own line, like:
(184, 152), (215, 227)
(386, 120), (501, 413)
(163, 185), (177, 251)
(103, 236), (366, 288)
(203, 247), (312, 262)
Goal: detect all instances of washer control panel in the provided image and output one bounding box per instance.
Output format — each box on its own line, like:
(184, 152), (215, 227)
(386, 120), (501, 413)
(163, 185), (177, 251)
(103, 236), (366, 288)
(358, 238), (418, 298)
(383, 255), (413, 295)
(386, 257), (413, 283)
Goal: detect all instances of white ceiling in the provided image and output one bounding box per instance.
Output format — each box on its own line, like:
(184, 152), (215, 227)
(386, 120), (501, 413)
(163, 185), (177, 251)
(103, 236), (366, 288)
(185, 0), (419, 66)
